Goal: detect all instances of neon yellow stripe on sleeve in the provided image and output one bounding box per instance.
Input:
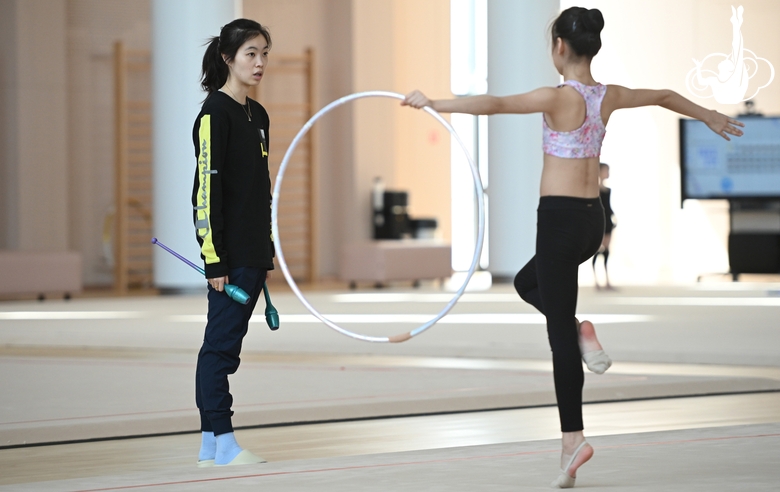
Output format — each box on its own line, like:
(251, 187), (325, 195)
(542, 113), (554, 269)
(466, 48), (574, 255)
(196, 114), (220, 264)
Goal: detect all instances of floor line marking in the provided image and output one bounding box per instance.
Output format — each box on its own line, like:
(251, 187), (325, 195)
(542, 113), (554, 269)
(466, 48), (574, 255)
(3, 389), (777, 441)
(0, 384), (513, 426)
(72, 432), (780, 492)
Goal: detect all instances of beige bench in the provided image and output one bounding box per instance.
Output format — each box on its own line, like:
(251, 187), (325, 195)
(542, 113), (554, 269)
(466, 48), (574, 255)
(340, 240), (452, 288)
(0, 251), (82, 299)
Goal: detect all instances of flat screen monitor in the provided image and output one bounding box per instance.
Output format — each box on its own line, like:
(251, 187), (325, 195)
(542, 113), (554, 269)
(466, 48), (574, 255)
(679, 116), (780, 201)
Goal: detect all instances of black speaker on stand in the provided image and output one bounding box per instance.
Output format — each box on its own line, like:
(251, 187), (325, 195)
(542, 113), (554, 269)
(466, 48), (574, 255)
(374, 191), (410, 239)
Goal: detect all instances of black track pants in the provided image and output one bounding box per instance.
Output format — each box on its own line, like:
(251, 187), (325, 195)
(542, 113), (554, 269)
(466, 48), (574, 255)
(196, 266), (267, 436)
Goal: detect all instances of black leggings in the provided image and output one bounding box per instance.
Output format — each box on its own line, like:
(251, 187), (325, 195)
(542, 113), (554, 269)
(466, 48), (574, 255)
(513, 196), (604, 432)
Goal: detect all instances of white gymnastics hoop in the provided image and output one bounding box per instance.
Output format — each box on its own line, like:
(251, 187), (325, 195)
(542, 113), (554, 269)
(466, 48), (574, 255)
(272, 91), (485, 343)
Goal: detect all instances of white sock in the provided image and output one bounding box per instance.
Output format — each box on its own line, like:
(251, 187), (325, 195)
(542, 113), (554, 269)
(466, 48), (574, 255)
(198, 431), (216, 461)
(215, 432), (243, 465)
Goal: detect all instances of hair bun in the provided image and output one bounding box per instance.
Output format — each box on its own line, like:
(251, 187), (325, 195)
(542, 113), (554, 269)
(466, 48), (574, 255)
(551, 6), (604, 59)
(581, 9), (604, 33)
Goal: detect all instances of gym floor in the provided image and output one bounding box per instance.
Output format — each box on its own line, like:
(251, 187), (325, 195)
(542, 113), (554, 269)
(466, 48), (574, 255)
(1, 282), (779, 490)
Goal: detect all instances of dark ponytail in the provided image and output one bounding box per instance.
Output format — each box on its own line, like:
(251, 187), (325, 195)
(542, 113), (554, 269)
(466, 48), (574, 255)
(551, 7), (604, 59)
(200, 18), (272, 93)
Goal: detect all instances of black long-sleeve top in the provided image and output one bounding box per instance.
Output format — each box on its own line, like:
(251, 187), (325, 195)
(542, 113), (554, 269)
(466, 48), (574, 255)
(192, 90), (275, 278)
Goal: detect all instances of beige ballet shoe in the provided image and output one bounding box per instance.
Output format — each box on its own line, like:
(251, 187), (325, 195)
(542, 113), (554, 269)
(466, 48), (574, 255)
(577, 319), (612, 374)
(196, 459), (215, 468)
(551, 441), (593, 489)
(582, 349), (612, 374)
(216, 449), (266, 467)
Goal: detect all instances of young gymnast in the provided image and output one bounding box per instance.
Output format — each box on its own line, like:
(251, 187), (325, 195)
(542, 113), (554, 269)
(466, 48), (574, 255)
(403, 6), (743, 487)
(192, 18), (275, 467)
(592, 163), (615, 290)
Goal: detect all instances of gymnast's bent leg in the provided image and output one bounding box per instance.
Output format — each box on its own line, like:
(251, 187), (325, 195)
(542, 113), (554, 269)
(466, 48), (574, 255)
(533, 208), (587, 434)
(514, 256), (544, 314)
(514, 197), (605, 486)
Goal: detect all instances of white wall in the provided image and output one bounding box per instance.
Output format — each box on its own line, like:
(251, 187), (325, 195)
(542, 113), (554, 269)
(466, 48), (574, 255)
(243, 0), (354, 280)
(151, 0), (238, 289)
(561, 0), (780, 284)
(67, 0), (151, 285)
(487, 0), (560, 278)
(0, 0), (69, 252)
(348, 0), (452, 273)
(393, 0), (452, 243)
(0, 0), (18, 249)
(3, 0), (778, 286)
(248, 0), (451, 278)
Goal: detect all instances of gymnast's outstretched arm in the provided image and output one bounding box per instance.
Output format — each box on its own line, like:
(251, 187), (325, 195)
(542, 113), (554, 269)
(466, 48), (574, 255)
(402, 87), (560, 116)
(605, 85), (744, 141)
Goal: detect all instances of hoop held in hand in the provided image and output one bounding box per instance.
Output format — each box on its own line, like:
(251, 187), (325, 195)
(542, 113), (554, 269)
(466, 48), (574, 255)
(272, 91), (485, 343)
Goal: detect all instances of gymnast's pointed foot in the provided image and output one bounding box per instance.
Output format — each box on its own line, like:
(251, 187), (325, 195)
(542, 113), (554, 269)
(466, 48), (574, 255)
(578, 320), (612, 374)
(552, 440), (594, 488)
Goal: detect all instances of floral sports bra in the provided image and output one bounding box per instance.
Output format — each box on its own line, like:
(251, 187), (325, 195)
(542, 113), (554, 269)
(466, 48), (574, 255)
(542, 80), (607, 159)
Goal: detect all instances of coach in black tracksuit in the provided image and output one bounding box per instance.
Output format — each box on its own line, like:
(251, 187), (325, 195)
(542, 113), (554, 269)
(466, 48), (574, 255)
(191, 19), (274, 467)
